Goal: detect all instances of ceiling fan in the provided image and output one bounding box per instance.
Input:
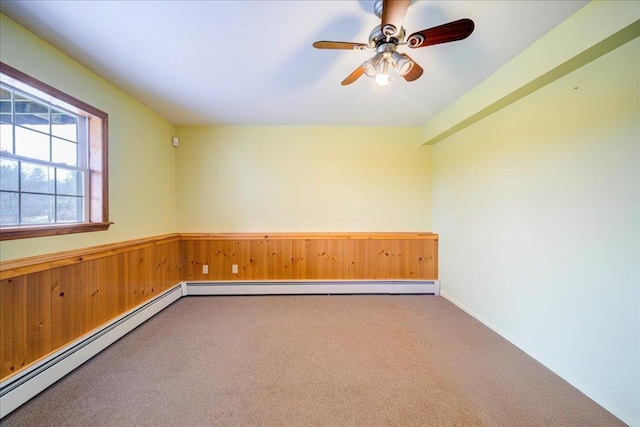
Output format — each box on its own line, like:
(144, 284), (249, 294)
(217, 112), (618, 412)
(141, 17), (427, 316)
(313, 0), (474, 86)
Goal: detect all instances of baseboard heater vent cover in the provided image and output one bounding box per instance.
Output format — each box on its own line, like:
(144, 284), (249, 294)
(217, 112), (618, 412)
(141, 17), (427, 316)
(185, 280), (440, 296)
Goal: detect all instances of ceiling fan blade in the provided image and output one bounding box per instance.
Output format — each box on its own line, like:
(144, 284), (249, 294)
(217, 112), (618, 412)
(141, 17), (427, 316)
(407, 19), (475, 49)
(341, 64), (365, 86)
(381, 0), (410, 37)
(313, 41), (368, 50)
(401, 54), (423, 82)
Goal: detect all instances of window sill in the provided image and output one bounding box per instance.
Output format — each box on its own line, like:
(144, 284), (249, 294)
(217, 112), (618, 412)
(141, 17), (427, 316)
(0, 222), (113, 241)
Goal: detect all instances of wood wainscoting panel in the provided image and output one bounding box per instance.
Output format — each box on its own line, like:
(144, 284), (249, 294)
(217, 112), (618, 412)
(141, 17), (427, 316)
(420, 238), (438, 280)
(51, 263), (91, 350)
(127, 248), (152, 308)
(234, 240), (269, 280)
(181, 239), (232, 280)
(290, 239), (306, 280)
(266, 239), (292, 280)
(296, 239), (358, 280)
(359, 239), (430, 279)
(0, 238), (181, 380)
(88, 255), (127, 328)
(126, 242), (181, 308)
(0, 271), (52, 377)
(181, 233), (438, 281)
(183, 239), (291, 280)
(25, 272), (53, 367)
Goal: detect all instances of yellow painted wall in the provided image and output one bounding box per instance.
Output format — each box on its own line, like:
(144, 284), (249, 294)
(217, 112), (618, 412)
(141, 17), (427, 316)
(432, 38), (639, 426)
(0, 4), (638, 425)
(0, 15), (176, 261)
(175, 126), (432, 232)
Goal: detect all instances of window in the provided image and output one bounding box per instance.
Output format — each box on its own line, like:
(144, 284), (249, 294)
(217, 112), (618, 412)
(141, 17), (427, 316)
(0, 62), (110, 240)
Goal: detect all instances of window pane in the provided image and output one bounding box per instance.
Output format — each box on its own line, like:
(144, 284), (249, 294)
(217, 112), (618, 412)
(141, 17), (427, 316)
(0, 158), (19, 191)
(52, 137), (77, 166)
(15, 93), (49, 131)
(15, 126), (50, 161)
(21, 162), (55, 194)
(0, 191), (18, 225)
(51, 108), (77, 142)
(0, 67), (107, 236)
(21, 193), (54, 224)
(0, 123), (13, 154)
(56, 195), (83, 223)
(0, 86), (11, 124)
(56, 168), (83, 196)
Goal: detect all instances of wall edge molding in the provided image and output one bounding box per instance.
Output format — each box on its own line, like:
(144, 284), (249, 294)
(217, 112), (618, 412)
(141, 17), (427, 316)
(180, 232), (438, 240)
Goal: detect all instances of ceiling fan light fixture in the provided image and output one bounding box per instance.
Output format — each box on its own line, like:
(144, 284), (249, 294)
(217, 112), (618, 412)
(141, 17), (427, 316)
(363, 60), (377, 77)
(374, 73), (390, 87)
(391, 51), (414, 77)
(374, 59), (390, 87)
(363, 52), (384, 77)
(313, 0), (475, 87)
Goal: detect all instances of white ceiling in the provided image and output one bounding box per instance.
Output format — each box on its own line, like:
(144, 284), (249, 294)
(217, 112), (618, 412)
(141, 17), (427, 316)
(0, 1), (588, 126)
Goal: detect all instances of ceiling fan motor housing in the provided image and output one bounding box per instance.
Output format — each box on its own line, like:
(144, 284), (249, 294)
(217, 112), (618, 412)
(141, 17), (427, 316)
(368, 25), (405, 49)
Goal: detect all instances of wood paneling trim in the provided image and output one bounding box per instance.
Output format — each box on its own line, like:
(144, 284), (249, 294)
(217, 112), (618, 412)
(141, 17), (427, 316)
(0, 222), (113, 242)
(0, 234), (181, 280)
(180, 232), (437, 240)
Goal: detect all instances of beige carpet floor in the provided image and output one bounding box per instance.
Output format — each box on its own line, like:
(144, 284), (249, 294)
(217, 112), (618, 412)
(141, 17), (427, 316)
(2, 295), (624, 426)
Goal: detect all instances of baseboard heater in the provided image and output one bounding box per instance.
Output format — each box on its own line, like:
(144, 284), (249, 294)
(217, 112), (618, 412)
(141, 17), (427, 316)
(185, 280), (440, 296)
(0, 279), (439, 418)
